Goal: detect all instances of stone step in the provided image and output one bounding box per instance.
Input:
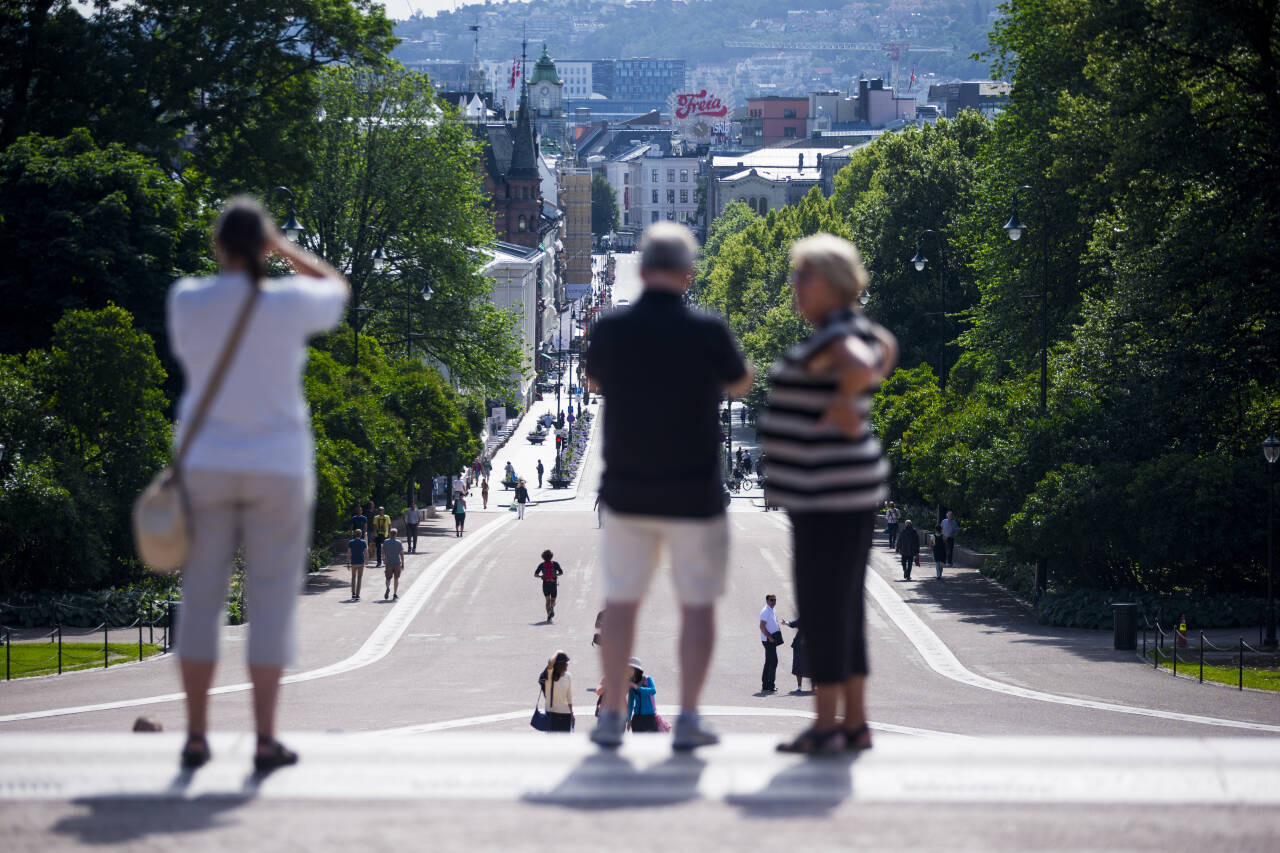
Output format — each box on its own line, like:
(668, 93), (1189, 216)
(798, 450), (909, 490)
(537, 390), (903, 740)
(3, 733), (1278, 805)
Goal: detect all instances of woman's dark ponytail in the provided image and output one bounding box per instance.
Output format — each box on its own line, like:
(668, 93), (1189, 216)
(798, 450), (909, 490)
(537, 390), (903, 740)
(214, 197), (270, 288)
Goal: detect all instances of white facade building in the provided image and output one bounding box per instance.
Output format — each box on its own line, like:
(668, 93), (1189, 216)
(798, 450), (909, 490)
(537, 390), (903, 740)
(602, 144), (700, 232)
(483, 241), (556, 405)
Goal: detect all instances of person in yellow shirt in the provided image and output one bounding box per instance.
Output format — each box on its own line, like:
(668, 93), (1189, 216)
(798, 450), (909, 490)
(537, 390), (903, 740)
(372, 507), (391, 567)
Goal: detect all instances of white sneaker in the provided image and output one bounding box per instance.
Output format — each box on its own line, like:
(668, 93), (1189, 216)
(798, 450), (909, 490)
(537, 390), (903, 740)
(590, 711), (625, 748)
(672, 714), (720, 752)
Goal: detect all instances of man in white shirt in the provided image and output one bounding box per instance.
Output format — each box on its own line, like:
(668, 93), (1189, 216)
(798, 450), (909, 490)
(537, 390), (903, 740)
(941, 511), (960, 567)
(403, 503), (421, 554)
(759, 594), (781, 693)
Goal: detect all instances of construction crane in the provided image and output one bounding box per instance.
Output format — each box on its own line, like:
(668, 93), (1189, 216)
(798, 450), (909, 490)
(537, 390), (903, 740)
(723, 40), (952, 91)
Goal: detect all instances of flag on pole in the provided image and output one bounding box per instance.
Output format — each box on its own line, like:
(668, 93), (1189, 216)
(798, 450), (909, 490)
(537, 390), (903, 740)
(508, 55), (521, 89)
(907, 67), (917, 93)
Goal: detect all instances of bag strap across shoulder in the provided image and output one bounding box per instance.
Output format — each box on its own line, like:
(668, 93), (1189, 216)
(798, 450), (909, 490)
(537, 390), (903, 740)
(173, 281), (262, 469)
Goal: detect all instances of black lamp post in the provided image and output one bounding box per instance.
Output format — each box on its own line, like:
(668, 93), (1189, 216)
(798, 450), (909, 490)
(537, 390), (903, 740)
(1264, 435), (1279, 648)
(1005, 185), (1052, 599)
(909, 228), (949, 393)
(270, 186), (305, 243)
(350, 230), (390, 369)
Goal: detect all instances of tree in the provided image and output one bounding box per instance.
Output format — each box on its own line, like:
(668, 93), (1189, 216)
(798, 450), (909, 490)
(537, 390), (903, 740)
(0, 129), (207, 355)
(0, 306), (169, 592)
(294, 67), (521, 396)
(0, 1), (397, 191)
(591, 172), (620, 236)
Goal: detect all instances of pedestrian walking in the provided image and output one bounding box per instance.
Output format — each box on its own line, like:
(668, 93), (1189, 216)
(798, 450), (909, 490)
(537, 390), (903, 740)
(757, 233), (897, 755)
(759, 594), (782, 693)
(347, 529), (368, 600)
(167, 198), (348, 772)
(626, 659), (659, 733)
(372, 506), (390, 567)
(583, 223), (753, 752)
(897, 519), (920, 580)
(941, 511), (960, 567)
(382, 528), (405, 600)
(482, 457), (492, 481)
(481, 478), (489, 509)
(452, 473), (467, 503)
(452, 493), (467, 537)
(784, 619), (810, 693)
(364, 500), (376, 531)
(932, 523), (947, 580)
(538, 651), (575, 732)
(504, 460), (517, 488)
(885, 501), (900, 550)
(536, 459), (545, 488)
(535, 549), (564, 621)
(404, 502), (421, 554)
(349, 506), (367, 536)
(514, 479), (530, 519)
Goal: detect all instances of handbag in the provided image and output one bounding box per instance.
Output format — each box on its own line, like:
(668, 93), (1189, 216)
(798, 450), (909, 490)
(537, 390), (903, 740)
(915, 553), (921, 566)
(530, 679), (551, 731)
(132, 284), (261, 573)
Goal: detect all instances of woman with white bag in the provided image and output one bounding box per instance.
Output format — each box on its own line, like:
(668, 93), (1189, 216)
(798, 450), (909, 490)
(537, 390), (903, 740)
(165, 198), (348, 771)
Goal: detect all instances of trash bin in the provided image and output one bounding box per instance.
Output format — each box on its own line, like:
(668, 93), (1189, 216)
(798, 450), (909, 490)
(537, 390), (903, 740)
(1112, 602), (1138, 650)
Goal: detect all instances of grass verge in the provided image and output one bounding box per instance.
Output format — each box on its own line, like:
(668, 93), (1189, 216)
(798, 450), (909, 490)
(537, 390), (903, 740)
(1145, 650), (1280, 692)
(2, 642), (164, 679)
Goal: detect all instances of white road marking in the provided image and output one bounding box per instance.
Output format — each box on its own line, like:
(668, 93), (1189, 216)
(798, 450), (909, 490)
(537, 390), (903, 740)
(761, 513), (1280, 733)
(0, 514), (517, 724)
(371, 706), (968, 739)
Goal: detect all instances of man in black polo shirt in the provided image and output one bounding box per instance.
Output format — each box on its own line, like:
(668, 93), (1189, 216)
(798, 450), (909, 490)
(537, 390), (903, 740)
(584, 222), (753, 751)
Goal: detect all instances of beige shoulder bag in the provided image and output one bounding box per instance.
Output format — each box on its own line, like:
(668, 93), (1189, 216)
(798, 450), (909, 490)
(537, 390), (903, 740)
(132, 284), (262, 573)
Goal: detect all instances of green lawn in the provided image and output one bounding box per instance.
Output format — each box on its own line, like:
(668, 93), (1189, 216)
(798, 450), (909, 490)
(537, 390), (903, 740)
(1146, 650), (1280, 692)
(2, 642), (164, 679)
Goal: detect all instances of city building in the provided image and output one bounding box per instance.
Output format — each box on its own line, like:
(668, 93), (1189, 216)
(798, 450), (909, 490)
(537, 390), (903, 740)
(856, 78), (917, 127)
(474, 94), (547, 249)
(482, 240), (555, 405)
(707, 145), (866, 220)
(614, 58), (687, 105)
(927, 80), (1012, 118)
(527, 45), (568, 149)
(745, 96), (809, 147)
(558, 165), (593, 302)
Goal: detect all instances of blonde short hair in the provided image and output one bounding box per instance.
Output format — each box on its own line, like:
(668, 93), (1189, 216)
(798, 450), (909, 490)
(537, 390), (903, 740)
(789, 233), (869, 306)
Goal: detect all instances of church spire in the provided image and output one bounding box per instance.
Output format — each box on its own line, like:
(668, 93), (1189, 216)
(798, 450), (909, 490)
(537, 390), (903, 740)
(509, 38), (538, 179)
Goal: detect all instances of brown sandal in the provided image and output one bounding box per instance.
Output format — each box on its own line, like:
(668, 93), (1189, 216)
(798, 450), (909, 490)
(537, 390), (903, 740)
(180, 733), (210, 768)
(844, 723), (873, 753)
(253, 736), (298, 772)
(776, 727), (845, 756)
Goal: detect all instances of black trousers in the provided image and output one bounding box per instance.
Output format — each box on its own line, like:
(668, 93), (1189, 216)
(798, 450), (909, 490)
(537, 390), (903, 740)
(406, 523), (418, 552)
(547, 711), (573, 732)
(761, 641), (778, 690)
(901, 553), (914, 577)
(373, 533), (385, 565)
(790, 510), (874, 683)
(630, 713), (658, 733)
(945, 536), (955, 565)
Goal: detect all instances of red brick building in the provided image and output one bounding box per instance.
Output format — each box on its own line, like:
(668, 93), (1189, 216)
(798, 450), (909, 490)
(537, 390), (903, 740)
(476, 94), (544, 248)
(746, 96), (810, 147)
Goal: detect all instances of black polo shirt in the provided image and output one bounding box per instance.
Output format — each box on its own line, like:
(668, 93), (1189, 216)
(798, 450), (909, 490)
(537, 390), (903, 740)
(585, 290), (747, 518)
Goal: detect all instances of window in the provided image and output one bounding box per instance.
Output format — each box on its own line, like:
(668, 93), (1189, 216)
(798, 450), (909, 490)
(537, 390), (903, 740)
(783, 108), (797, 118)
(784, 127), (797, 138)
(623, 173), (629, 185)
(623, 212), (630, 225)
(758, 198), (768, 212)
(667, 189), (675, 203)
(680, 169), (688, 182)
(667, 169), (675, 182)
(652, 189), (659, 203)
(651, 169), (659, 182)
(680, 190), (689, 204)
(517, 215), (527, 232)
(651, 211), (659, 223)
(667, 212), (676, 221)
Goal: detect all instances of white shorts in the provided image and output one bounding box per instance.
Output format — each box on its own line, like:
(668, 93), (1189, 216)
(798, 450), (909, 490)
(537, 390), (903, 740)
(601, 509), (729, 607)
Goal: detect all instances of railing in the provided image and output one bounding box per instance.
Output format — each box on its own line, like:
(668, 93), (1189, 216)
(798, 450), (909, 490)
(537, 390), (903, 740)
(1142, 619), (1268, 691)
(1, 602), (176, 681)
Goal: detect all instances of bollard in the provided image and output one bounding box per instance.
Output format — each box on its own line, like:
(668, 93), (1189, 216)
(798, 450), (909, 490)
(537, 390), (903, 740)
(1239, 639), (1244, 690)
(1172, 640), (1177, 676)
(104, 623), (109, 669)
(138, 620), (143, 663)
(1199, 631), (1204, 683)
(57, 624), (63, 675)
(4, 626), (8, 681)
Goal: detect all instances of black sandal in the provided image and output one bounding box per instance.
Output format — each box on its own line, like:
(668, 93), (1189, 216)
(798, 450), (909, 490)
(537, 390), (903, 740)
(253, 736), (299, 772)
(844, 723), (873, 753)
(776, 727), (845, 756)
(180, 733), (210, 768)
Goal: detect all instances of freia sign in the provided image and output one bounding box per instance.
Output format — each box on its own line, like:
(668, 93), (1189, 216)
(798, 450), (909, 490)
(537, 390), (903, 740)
(674, 90), (729, 120)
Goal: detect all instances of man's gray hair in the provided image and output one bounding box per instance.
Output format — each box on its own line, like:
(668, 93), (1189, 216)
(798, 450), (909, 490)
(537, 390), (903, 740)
(639, 222), (699, 274)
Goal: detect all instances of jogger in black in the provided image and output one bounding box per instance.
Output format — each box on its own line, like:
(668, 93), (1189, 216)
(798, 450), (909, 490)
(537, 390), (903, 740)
(534, 549), (564, 622)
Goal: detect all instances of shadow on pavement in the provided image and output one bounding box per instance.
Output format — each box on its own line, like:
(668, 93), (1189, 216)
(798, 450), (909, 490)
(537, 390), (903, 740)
(727, 753), (855, 818)
(521, 751), (705, 809)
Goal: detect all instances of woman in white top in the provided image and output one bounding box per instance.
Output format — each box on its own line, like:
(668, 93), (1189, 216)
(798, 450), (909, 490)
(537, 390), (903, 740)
(168, 198), (349, 771)
(539, 650), (575, 732)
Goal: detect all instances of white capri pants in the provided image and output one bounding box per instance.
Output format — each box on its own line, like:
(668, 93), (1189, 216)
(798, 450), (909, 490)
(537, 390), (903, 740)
(176, 468), (313, 668)
(601, 508), (729, 607)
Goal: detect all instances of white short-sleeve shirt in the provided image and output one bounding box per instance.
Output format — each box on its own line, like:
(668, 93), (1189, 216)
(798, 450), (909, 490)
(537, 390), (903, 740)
(759, 605), (780, 642)
(168, 271), (347, 478)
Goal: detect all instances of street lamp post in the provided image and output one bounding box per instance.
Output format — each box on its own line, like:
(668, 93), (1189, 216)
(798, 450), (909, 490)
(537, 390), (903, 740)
(270, 186), (305, 243)
(1264, 435), (1280, 648)
(1005, 185), (1052, 599)
(909, 228), (948, 393)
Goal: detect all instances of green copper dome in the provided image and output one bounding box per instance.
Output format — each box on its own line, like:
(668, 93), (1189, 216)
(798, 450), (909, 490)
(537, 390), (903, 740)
(529, 44), (561, 86)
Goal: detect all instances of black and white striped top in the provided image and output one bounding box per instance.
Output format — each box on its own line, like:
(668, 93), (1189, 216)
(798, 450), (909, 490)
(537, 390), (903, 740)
(757, 309), (889, 513)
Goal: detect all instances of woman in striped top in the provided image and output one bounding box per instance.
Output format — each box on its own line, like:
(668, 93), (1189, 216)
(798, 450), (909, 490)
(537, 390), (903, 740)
(758, 233), (898, 755)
